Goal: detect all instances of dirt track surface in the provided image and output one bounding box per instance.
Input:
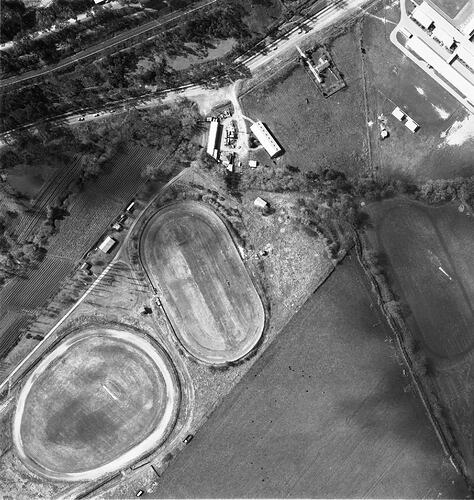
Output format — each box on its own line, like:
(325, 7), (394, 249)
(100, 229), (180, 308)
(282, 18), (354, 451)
(13, 326), (180, 481)
(149, 257), (468, 498)
(140, 201), (264, 364)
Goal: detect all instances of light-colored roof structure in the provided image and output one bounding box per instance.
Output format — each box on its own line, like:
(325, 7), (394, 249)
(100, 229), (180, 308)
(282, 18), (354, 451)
(392, 106), (406, 121)
(98, 236), (116, 254)
(411, 4), (434, 30)
(207, 120), (220, 156)
(254, 197), (268, 209)
(406, 36), (474, 100)
(250, 121), (282, 158)
(249, 160), (258, 168)
(455, 44), (474, 70)
(399, 27), (413, 39)
(461, 18), (474, 38)
(405, 117), (419, 132)
(432, 26), (455, 48)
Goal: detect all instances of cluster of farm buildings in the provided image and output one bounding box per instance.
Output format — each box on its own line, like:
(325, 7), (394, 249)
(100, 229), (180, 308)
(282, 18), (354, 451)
(207, 115), (281, 169)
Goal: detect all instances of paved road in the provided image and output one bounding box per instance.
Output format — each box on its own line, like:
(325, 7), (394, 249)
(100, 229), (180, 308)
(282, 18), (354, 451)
(0, 0), (217, 90)
(1, 0), (375, 137)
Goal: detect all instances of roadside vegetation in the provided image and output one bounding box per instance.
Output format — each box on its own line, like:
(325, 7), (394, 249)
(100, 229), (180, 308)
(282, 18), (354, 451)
(0, 98), (202, 288)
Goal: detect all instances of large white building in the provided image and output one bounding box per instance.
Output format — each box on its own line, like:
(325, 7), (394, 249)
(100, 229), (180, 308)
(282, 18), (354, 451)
(250, 121), (282, 158)
(206, 120), (220, 156)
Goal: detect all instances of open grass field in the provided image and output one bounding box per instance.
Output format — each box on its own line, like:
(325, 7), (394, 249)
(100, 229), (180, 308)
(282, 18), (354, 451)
(367, 197), (474, 481)
(13, 326), (180, 481)
(369, 198), (474, 360)
(140, 201), (264, 364)
(151, 257), (468, 498)
(362, 2), (474, 180)
(240, 29), (369, 176)
(428, 0), (469, 18)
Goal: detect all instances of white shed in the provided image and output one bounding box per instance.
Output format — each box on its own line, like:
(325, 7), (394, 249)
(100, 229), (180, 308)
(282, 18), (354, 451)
(99, 236), (117, 254)
(392, 107), (406, 121)
(405, 117), (420, 133)
(254, 197), (268, 209)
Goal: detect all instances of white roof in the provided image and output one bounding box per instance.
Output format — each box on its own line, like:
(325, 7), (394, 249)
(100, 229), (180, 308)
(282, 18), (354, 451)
(407, 36), (474, 99)
(249, 160), (258, 167)
(432, 26), (455, 48)
(399, 27), (413, 39)
(461, 18), (474, 37)
(254, 197), (268, 208)
(405, 117), (419, 132)
(455, 44), (474, 70)
(411, 5), (433, 29)
(250, 121), (281, 158)
(207, 120), (219, 155)
(98, 236), (116, 253)
(392, 107), (405, 121)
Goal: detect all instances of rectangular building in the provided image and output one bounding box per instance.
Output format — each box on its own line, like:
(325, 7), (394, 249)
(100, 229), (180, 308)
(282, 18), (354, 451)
(405, 117), (420, 132)
(392, 106), (405, 121)
(411, 4), (434, 30)
(99, 236), (117, 254)
(250, 121), (282, 158)
(207, 120), (220, 156)
(254, 197), (268, 209)
(407, 36), (474, 99)
(432, 26), (456, 49)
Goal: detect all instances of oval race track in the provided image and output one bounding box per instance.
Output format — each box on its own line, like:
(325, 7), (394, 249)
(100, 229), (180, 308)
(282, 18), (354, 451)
(13, 326), (180, 481)
(140, 201), (265, 364)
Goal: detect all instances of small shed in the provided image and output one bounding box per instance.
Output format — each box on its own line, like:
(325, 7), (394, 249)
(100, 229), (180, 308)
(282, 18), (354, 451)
(405, 117), (420, 133)
(392, 107), (405, 121)
(249, 160), (258, 168)
(399, 27), (412, 39)
(254, 197), (268, 209)
(99, 236), (117, 254)
(80, 262), (91, 273)
(126, 201), (135, 212)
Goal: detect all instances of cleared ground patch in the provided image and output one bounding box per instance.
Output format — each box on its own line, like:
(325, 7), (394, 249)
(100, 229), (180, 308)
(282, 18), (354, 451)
(151, 258), (467, 498)
(140, 201), (264, 364)
(13, 326), (180, 481)
(371, 199), (474, 360)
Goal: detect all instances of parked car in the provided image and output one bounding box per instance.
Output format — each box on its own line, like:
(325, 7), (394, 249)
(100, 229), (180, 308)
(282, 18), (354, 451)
(183, 434), (194, 444)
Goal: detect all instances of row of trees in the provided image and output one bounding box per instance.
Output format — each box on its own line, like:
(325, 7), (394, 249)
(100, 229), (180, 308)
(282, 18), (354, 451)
(1, 1), (254, 132)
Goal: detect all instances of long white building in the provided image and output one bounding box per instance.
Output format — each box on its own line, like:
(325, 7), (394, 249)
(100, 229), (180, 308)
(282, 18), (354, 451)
(206, 120), (220, 156)
(250, 121), (282, 158)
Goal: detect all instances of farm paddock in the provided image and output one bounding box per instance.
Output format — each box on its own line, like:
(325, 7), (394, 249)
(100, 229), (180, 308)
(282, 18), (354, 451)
(140, 201), (264, 364)
(151, 258), (468, 498)
(13, 326), (180, 482)
(366, 197), (474, 481)
(362, 2), (474, 181)
(240, 29), (369, 176)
